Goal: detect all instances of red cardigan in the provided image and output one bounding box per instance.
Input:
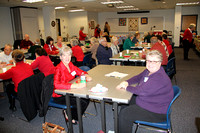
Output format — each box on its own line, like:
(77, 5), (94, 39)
(163, 39), (172, 55)
(31, 55), (55, 76)
(53, 61), (87, 97)
(150, 42), (168, 65)
(79, 30), (86, 41)
(71, 45), (84, 61)
(43, 44), (59, 55)
(0, 61), (34, 92)
(183, 28), (193, 43)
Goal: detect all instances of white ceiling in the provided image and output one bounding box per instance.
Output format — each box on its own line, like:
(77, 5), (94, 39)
(0, 0), (199, 12)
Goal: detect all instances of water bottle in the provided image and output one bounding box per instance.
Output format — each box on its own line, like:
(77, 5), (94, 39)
(80, 75), (86, 83)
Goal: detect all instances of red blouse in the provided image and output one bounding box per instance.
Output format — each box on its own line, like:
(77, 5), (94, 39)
(43, 44), (59, 55)
(71, 45), (84, 61)
(0, 61), (34, 92)
(79, 30), (87, 41)
(31, 55), (55, 76)
(183, 28), (193, 43)
(53, 61), (87, 97)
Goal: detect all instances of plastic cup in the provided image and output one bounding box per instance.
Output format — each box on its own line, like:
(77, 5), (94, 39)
(2, 68), (7, 73)
(119, 52), (122, 57)
(126, 50), (129, 54)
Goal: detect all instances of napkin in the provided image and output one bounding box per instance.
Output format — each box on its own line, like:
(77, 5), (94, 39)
(90, 84), (108, 93)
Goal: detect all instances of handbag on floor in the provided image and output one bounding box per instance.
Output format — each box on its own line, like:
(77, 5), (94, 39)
(42, 122), (67, 133)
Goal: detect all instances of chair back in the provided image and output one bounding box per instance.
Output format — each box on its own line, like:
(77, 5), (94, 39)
(13, 40), (22, 49)
(83, 53), (95, 68)
(166, 85), (181, 128)
(165, 57), (176, 77)
(79, 66), (91, 72)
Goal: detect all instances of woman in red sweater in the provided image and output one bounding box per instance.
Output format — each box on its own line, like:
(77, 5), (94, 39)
(71, 39), (84, 67)
(43, 36), (59, 55)
(0, 50), (34, 111)
(54, 46), (92, 123)
(31, 48), (55, 76)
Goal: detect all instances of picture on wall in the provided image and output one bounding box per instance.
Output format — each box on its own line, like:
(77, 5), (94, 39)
(141, 17), (148, 24)
(119, 18), (126, 26)
(91, 21), (95, 29)
(128, 18), (138, 31)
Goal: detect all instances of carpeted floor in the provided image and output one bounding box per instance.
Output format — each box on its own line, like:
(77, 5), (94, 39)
(0, 47), (200, 133)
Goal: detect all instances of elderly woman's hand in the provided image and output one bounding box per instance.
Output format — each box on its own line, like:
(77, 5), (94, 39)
(116, 81), (128, 90)
(85, 74), (92, 82)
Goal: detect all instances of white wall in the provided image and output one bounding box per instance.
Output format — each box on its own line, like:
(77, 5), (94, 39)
(38, 9), (45, 40)
(56, 11), (69, 40)
(20, 8), (40, 43)
(181, 6), (200, 34)
(68, 11), (88, 38)
(0, 7), (14, 48)
(88, 12), (98, 37)
(98, 9), (175, 36)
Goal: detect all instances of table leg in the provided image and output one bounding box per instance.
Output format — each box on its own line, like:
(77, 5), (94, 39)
(113, 102), (118, 133)
(76, 97), (83, 133)
(100, 100), (106, 132)
(65, 94), (73, 133)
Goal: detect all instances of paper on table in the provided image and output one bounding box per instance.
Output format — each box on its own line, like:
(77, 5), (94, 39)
(90, 84), (108, 93)
(105, 71), (128, 79)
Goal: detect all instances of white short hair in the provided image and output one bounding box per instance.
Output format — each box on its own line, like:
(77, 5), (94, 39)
(111, 36), (118, 43)
(99, 37), (106, 44)
(59, 46), (72, 56)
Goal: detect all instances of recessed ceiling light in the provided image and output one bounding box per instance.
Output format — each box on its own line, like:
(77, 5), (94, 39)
(101, 1), (124, 4)
(116, 6), (134, 9)
(55, 7), (65, 9)
(68, 9), (85, 12)
(163, 2), (166, 4)
(44, 1), (48, 3)
(23, 0), (44, 3)
(176, 2), (199, 5)
(65, 4), (68, 6)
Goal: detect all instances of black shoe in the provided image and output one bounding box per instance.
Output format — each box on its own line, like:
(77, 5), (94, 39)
(9, 106), (17, 112)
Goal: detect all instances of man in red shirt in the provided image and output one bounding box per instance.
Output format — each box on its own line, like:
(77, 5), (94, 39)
(183, 23), (196, 60)
(20, 34), (33, 49)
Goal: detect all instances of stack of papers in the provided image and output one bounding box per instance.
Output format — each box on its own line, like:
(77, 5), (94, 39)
(105, 71), (128, 79)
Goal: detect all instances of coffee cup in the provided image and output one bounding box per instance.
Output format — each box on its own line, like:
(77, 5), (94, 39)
(2, 68), (7, 73)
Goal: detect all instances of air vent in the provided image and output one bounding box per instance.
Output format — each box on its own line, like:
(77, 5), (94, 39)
(117, 11), (150, 14)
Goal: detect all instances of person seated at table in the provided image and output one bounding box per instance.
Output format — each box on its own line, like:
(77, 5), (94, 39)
(79, 26), (87, 45)
(116, 50), (173, 133)
(54, 36), (63, 50)
(150, 36), (168, 66)
(102, 32), (111, 42)
(53, 46), (91, 124)
(0, 44), (13, 65)
(94, 24), (101, 38)
(96, 37), (112, 65)
(162, 34), (173, 56)
(144, 31), (154, 43)
(31, 48), (55, 76)
(132, 32), (140, 46)
(123, 33), (135, 50)
(20, 34), (33, 49)
(156, 35), (169, 57)
(43, 36), (59, 55)
(111, 36), (120, 56)
(70, 39), (84, 67)
(0, 50), (34, 111)
(84, 37), (99, 63)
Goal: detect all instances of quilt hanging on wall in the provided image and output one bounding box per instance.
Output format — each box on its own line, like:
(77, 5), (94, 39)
(119, 18), (126, 26)
(128, 18), (138, 31)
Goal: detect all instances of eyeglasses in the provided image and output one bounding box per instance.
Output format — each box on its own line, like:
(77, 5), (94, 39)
(146, 60), (161, 64)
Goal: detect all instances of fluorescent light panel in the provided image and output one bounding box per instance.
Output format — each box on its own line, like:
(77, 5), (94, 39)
(176, 2), (199, 5)
(101, 1), (124, 4)
(68, 9), (85, 12)
(124, 8), (139, 10)
(23, 0), (44, 3)
(116, 6), (134, 8)
(55, 7), (65, 9)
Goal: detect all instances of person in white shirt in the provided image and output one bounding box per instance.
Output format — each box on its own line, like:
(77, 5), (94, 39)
(111, 36), (120, 56)
(0, 44), (13, 65)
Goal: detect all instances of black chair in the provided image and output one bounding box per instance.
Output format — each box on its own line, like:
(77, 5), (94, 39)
(165, 57), (177, 84)
(13, 40), (22, 49)
(40, 39), (45, 47)
(83, 53), (96, 68)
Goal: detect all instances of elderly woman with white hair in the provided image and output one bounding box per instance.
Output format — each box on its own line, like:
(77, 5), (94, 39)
(79, 26), (87, 44)
(70, 39), (84, 67)
(53, 46), (92, 124)
(123, 33), (135, 50)
(116, 50), (173, 133)
(110, 36), (120, 56)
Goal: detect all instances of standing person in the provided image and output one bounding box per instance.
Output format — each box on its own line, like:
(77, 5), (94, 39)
(43, 36), (59, 55)
(0, 50), (34, 111)
(71, 39), (84, 67)
(116, 50), (173, 133)
(104, 21), (110, 35)
(31, 48), (55, 76)
(79, 26), (87, 45)
(94, 24), (101, 38)
(110, 36), (120, 56)
(183, 23), (196, 60)
(53, 46), (91, 124)
(123, 33), (135, 50)
(54, 36), (63, 50)
(20, 34), (33, 49)
(96, 37), (112, 65)
(0, 44), (13, 65)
